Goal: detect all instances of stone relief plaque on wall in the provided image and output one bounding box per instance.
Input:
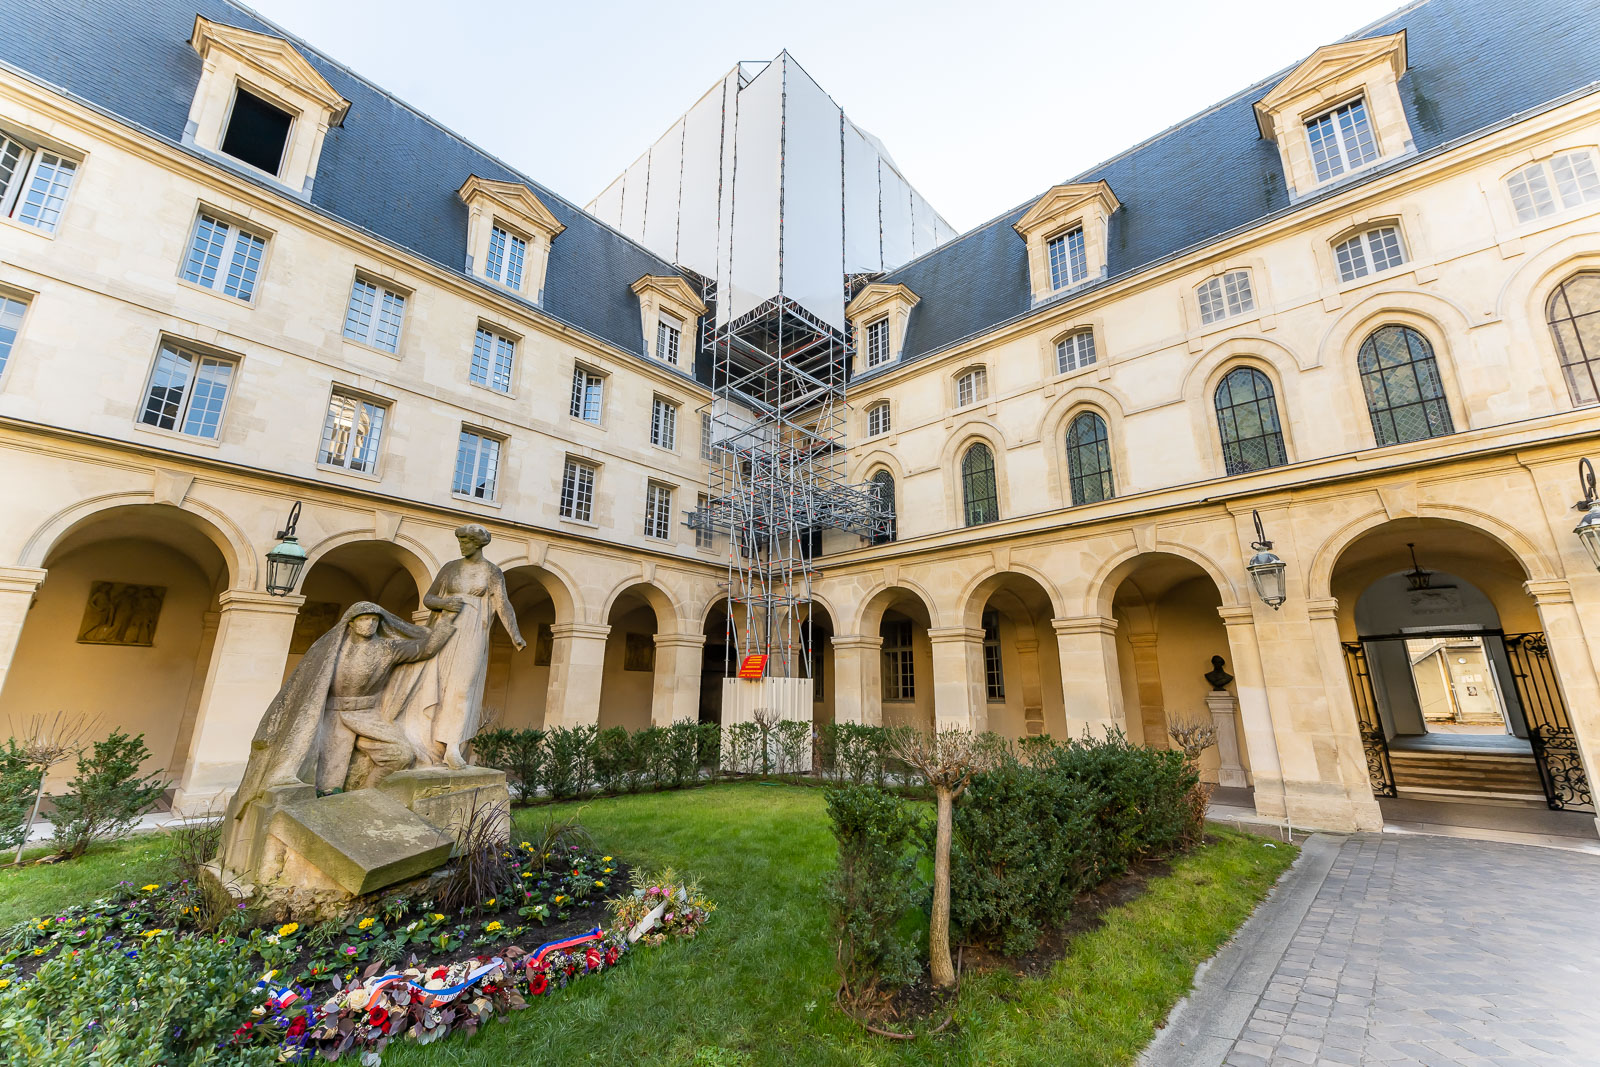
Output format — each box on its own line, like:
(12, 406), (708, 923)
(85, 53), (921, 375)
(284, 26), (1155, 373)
(290, 601), (343, 655)
(624, 632), (655, 672)
(1406, 586), (1463, 617)
(77, 581), (166, 646)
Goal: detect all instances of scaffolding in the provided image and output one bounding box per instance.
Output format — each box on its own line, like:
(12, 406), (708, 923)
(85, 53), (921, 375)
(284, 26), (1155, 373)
(687, 294), (892, 683)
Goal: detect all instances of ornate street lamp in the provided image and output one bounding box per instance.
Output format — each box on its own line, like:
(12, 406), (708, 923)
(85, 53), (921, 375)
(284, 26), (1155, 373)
(1403, 543), (1433, 592)
(1246, 509), (1288, 610)
(1572, 458), (1600, 572)
(265, 501), (307, 596)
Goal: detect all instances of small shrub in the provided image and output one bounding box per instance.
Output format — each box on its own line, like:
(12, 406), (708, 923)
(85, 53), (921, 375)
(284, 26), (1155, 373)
(773, 720), (809, 776)
(473, 727), (546, 800)
(664, 720), (702, 788)
(544, 724), (596, 798)
(592, 726), (637, 794)
(696, 721), (722, 775)
(824, 784), (923, 998)
(48, 729), (165, 860)
(722, 721), (758, 774)
(634, 726), (670, 790)
(0, 740), (42, 853)
(436, 799), (511, 913)
(1039, 731), (1196, 872)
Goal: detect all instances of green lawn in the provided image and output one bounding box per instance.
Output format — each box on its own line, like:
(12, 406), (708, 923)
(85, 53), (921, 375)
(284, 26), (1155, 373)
(0, 783), (1296, 1065)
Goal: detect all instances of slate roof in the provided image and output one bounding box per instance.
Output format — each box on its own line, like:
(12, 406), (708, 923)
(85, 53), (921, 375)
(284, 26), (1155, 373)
(877, 0), (1600, 372)
(0, 0), (686, 368)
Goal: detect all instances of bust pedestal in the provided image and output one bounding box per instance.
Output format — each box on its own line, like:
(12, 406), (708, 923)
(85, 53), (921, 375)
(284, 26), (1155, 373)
(1205, 691), (1249, 788)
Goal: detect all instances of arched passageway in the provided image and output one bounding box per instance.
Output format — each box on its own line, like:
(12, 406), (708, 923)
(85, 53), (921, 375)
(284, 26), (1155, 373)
(286, 540), (427, 679)
(962, 572), (1065, 739)
(482, 566), (570, 730)
(859, 586), (935, 731)
(597, 584), (665, 731)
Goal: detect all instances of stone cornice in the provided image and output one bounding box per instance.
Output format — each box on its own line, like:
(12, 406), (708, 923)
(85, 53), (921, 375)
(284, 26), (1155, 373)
(631, 275), (707, 318)
(1012, 181), (1120, 239)
(190, 16), (350, 123)
(457, 175), (565, 242)
(846, 282), (920, 322)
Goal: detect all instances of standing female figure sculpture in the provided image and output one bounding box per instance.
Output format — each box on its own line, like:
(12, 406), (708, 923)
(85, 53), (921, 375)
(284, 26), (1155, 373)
(412, 524), (525, 767)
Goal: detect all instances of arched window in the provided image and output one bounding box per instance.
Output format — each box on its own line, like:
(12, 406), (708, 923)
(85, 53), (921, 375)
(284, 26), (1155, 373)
(1197, 270), (1254, 325)
(870, 469), (896, 544)
(1055, 329), (1097, 374)
(1214, 367), (1287, 475)
(866, 401), (891, 437)
(1547, 272), (1600, 406)
(960, 442), (999, 526)
(955, 366), (988, 407)
(1358, 325), (1454, 446)
(1065, 411), (1114, 505)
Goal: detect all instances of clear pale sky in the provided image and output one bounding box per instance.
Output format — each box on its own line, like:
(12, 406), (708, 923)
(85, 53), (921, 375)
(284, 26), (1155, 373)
(247, 0), (1411, 233)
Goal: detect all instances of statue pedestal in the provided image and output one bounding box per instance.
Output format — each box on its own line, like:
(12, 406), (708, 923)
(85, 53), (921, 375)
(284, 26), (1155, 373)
(1206, 691), (1249, 788)
(214, 767), (509, 919)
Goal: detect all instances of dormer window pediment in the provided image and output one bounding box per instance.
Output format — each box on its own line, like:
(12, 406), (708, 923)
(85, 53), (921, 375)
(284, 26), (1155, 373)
(846, 282), (920, 371)
(185, 17), (349, 196)
(458, 176), (565, 304)
(631, 275), (706, 366)
(1254, 31), (1413, 199)
(1013, 181), (1119, 304)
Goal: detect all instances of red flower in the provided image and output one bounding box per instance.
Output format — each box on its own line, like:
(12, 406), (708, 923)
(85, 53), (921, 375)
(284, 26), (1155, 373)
(483, 982), (499, 994)
(528, 974), (549, 995)
(585, 947), (601, 969)
(367, 1007), (389, 1031)
(286, 1015), (308, 1038)
(430, 967), (448, 980)
(605, 946), (620, 966)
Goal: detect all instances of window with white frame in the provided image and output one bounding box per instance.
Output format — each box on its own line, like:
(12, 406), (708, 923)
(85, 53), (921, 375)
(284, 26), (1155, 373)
(1507, 151), (1600, 223)
(1055, 328), (1097, 374)
(1197, 270), (1255, 325)
(452, 429), (501, 500)
(181, 212), (267, 301)
(881, 618), (914, 701)
(343, 276), (407, 352)
(644, 482), (673, 540)
(220, 87), (294, 176)
(484, 224), (526, 291)
(1334, 225), (1407, 282)
(651, 396), (678, 450)
(0, 131), (78, 234)
(138, 341), (236, 439)
(955, 366), (988, 407)
(1046, 227), (1088, 291)
(982, 610), (1005, 701)
(559, 458), (596, 522)
(570, 367), (604, 423)
(0, 294), (27, 377)
(656, 314), (682, 365)
(695, 492), (714, 548)
(469, 326), (516, 393)
(700, 411), (715, 460)
(318, 390), (387, 473)
(1305, 96), (1380, 183)
(866, 401), (891, 437)
(864, 317), (891, 367)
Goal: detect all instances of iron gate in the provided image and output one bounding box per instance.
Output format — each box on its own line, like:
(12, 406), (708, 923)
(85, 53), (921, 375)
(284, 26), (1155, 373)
(1503, 633), (1594, 812)
(1341, 641), (1397, 797)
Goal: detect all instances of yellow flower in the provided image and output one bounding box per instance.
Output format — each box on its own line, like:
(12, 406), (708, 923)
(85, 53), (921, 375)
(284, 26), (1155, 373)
(0, 978), (10, 989)
(140, 884), (159, 892)
(594, 880), (604, 887)
(31, 948), (46, 956)
(358, 917), (376, 931)
(602, 856), (613, 862)
(142, 929), (164, 939)
(430, 913), (445, 922)
(277, 923), (299, 937)
(604, 868), (614, 874)
(521, 872), (532, 878)
(520, 841), (532, 850)
(554, 895), (566, 904)
(485, 898), (495, 907)
(484, 921), (502, 933)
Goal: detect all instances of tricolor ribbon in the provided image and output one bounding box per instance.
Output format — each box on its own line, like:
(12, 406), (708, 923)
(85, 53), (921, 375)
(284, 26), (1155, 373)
(352, 927), (608, 1011)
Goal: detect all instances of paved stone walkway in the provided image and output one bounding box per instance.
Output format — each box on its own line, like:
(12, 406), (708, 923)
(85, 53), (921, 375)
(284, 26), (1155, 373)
(1144, 832), (1600, 1066)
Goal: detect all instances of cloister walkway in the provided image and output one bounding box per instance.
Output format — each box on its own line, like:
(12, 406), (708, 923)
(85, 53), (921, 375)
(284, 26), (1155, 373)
(1145, 833), (1600, 1066)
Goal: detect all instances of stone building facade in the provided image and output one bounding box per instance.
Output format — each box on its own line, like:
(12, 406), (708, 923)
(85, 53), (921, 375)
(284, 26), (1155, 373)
(1, 0), (1597, 832)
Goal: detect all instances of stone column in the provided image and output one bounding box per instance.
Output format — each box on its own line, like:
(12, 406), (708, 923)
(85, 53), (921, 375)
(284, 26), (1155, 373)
(651, 632), (705, 727)
(1524, 579), (1600, 833)
(830, 634), (882, 725)
(927, 626), (986, 732)
(1126, 631), (1167, 748)
(1014, 635), (1046, 735)
(1205, 690), (1249, 787)
(173, 590), (304, 810)
(167, 610), (221, 781)
(1216, 605), (1291, 822)
(1051, 614), (1125, 738)
(546, 622), (611, 729)
(1301, 597), (1385, 831)
(0, 566), (46, 703)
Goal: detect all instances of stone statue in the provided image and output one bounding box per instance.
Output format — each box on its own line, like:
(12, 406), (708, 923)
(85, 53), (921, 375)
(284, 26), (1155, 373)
(1205, 654), (1234, 692)
(405, 524), (525, 769)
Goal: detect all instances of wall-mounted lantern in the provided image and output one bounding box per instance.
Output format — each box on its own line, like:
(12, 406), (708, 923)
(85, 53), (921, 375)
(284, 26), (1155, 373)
(265, 500), (307, 596)
(1245, 509), (1288, 610)
(1572, 458), (1600, 572)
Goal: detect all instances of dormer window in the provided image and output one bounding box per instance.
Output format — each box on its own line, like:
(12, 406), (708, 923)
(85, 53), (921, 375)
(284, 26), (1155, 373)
(1305, 97), (1379, 183)
(1047, 228), (1087, 291)
(458, 176), (564, 303)
(220, 87), (293, 176)
(847, 284), (920, 372)
(1198, 271), (1254, 325)
(485, 225), (527, 291)
(1507, 150), (1600, 223)
(865, 317), (891, 367)
(657, 314), (683, 365)
(1014, 182), (1118, 304)
(631, 275), (704, 366)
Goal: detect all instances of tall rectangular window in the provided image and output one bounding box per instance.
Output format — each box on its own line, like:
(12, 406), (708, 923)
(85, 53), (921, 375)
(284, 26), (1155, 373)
(319, 391), (387, 474)
(656, 314), (682, 365)
(452, 430), (501, 500)
(343, 277), (407, 352)
(982, 610), (1005, 701)
(182, 212), (267, 301)
(570, 367), (604, 423)
(1046, 227), (1087, 290)
(864, 317), (891, 366)
(0, 132), (78, 233)
(469, 326), (516, 393)
(484, 225), (526, 291)
(644, 482), (673, 540)
(651, 397), (678, 449)
(0, 294), (27, 377)
(882, 620), (914, 701)
(695, 492), (714, 548)
(1305, 97), (1379, 183)
(559, 459), (595, 522)
(701, 411), (717, 460)
(139, 342), (236, 439)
